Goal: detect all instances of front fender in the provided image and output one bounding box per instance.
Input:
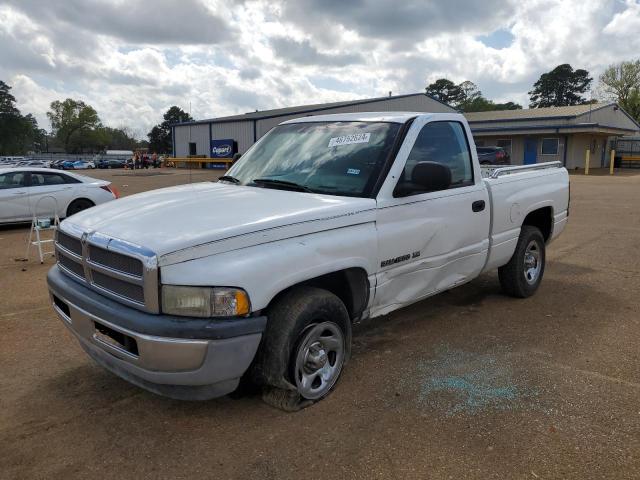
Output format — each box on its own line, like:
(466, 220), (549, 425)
(159, 223), (378, 312)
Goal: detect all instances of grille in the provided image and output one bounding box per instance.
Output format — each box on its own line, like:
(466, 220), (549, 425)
(54, 229), (158, 312)
(91, 271), (145, 304)
(57, 230), (82, 255)
(59, 254), (85, 278)
(89, 245), (143, 277)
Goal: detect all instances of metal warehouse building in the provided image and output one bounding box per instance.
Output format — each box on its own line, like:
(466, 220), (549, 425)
(172, 95), (639, 170)
(171, 93), (455, 159)
(466, 103), (639, 169)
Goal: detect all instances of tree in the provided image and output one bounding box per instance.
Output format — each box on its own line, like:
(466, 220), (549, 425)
(0, 80), (45, 154)
(528, 64), (592, 108)
(459, 96), (523, 112)
(426, 79), (465, 106)
(47, 98), (101, 152)
(0, 80), (19, 116)
(147, 106), (193, 153)
(426, 78), (522, 112)
(624, 89), (640, 122)
(598, 60), (640, 122)
(458, 80), (482, 104)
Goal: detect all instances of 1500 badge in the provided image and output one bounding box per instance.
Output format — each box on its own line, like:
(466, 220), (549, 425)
(380, 251), (420, 268)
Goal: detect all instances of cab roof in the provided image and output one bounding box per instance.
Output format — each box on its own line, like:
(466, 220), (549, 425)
(280, 111), (464, 125)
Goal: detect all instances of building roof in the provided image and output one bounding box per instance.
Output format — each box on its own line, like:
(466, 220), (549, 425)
(464, 103), (611, 122)
(173, 92), (453, 126)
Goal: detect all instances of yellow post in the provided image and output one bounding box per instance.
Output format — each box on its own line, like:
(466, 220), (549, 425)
(610, 149), (616, 175)
(585, 149), (590, 175)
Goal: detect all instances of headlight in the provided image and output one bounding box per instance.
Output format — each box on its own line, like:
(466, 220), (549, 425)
(161, 285), (250, 317)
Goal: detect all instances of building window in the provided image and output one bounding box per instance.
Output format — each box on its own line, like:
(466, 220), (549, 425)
(188, 142), (197, 156)
(541, 138), (559, 155)
(496, 139), (512, 156)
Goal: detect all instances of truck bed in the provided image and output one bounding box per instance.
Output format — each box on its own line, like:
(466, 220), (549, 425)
(481, 161), (570, 272)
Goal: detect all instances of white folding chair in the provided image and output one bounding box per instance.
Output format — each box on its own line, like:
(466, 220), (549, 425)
(26, 195), (60, 264)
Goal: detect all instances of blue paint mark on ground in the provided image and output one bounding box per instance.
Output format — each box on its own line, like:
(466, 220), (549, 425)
(414, 347), (537, 415)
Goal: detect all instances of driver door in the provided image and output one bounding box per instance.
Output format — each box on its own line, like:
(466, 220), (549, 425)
(0, 171), (30, 222)
(372, 118), (490, 316)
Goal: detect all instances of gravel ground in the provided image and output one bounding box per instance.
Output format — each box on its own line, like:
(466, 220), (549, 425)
(1, 168), (639, 479)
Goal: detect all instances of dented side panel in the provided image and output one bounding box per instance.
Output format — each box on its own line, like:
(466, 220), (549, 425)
(372, 184), (490, 316)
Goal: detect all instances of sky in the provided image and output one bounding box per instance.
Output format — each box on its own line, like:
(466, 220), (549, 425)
(1, 0), (639, 138)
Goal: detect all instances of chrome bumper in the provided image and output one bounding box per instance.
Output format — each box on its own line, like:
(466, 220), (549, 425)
(49, 288), (263, 400)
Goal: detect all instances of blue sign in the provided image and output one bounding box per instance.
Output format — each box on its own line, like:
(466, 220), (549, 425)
(211, 139), (235, 158)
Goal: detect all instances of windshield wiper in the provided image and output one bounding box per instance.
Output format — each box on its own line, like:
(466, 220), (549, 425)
(218, 175), (240, 184)
(252, 178), (314, 193)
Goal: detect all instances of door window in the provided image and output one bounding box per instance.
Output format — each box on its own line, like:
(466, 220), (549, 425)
(0, 172), (27, 189)
(29, 172), (78, 186)
(397, 121), (473, 195)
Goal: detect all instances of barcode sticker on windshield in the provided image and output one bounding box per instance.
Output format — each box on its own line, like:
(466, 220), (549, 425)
(328, 133), (371, 148)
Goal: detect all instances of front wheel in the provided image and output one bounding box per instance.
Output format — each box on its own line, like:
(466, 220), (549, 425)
(253, 286), (351, 411)
(498, 225), (546, 298)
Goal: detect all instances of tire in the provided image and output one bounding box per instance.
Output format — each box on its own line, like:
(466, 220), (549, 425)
(253, 286), (351, 411)
(66, 198), (95, 217)
(498, 225), (546, 298)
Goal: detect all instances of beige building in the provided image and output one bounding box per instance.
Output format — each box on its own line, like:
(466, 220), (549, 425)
(465, 103), (639, 169)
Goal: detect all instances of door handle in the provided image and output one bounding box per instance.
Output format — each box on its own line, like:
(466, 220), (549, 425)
(472, 200), (485, 212)
(13, 191), (26, 195)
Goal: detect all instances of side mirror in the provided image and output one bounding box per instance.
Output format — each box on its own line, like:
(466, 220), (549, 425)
(232, 152), (242, 162)
(395, 161), (452, 196)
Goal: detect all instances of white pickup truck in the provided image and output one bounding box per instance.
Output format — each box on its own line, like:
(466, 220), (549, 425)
(48, 112), (569, 410)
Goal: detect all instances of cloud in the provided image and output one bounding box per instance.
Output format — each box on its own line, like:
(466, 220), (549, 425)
(269, 36), (365, 67)
(0, 0), (638, 139)
(4, 0), (237, 45)
(280, 0), (518, 42)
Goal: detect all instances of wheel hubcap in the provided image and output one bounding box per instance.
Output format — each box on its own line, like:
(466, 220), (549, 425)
(294, 322), (344, 400)
(524, 240), (541, 284)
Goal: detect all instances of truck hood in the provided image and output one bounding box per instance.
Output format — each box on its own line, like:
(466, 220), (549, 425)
(63, 182), (376, 265)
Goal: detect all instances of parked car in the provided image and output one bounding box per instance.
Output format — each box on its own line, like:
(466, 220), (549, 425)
(61, 160), (77, 170)
(15, 160), (51, 168)
(47, 112), (569, 410)
(71, 160), (94, 170)
(476, 146), (511, 165)
(50, 159), (67, 169)
(97, 158), (126, 169)
(0, 167), (119, 223)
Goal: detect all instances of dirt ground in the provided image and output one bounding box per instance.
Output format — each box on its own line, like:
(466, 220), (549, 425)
(1, 168), (639, 479)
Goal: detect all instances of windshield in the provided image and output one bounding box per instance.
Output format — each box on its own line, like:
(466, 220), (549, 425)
(225, 121), (402, 197)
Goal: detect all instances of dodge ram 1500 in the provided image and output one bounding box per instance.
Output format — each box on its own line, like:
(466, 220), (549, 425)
(48, 112), (569, 410)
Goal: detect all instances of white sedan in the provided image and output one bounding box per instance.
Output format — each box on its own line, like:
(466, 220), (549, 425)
(0, 167), (119, 224)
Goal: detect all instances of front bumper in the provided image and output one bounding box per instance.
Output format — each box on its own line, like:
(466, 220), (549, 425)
(47, 265), (266, 400)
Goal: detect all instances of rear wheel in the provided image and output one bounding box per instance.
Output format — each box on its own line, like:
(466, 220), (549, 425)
(66, 198), (95, 217)
(498, 225), (546, 298)
(253, 286), (351, 411)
